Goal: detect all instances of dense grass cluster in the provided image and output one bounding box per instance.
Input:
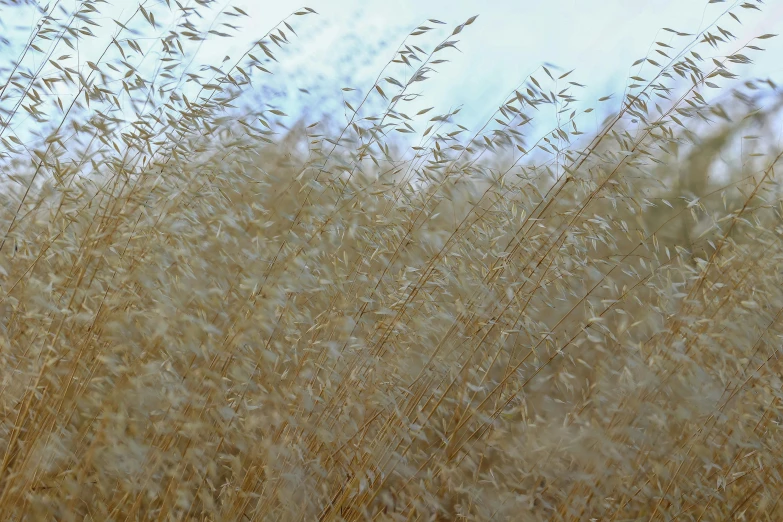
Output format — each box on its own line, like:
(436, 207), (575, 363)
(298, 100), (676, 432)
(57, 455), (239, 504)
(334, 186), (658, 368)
(1, 0), (783, 519)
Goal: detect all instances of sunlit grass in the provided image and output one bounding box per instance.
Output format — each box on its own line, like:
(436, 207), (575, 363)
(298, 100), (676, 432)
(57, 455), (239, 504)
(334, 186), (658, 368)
(0, 0), (782, 520)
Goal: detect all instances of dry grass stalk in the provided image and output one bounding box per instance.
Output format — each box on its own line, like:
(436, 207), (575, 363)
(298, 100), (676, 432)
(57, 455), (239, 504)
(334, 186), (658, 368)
(1, 0), (783, 520)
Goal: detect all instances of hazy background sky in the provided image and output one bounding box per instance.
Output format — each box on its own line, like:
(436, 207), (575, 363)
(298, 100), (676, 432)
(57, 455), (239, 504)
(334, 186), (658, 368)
(3, 0), (783, 137)
(203, 0), (783, 130)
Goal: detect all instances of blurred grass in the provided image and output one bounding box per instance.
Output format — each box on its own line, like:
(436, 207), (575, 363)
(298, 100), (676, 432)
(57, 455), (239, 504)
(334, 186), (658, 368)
(1, 0), (783, 520)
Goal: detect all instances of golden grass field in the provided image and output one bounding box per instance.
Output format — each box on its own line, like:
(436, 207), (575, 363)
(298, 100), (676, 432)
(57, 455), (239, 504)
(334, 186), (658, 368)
(1, 0), (783, 520)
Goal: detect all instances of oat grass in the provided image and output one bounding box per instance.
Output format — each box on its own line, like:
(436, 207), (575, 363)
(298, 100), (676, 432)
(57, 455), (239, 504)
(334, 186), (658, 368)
(1, 0), (783, 520)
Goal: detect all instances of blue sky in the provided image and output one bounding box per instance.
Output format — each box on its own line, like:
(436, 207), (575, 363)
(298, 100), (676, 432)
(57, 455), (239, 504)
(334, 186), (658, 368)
(3, 0), (782, 143)
(217, 0), (783, 130)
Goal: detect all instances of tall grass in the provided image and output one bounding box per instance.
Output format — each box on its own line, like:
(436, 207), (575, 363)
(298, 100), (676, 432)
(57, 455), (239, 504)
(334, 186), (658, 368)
(1, 0), (783, 519)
